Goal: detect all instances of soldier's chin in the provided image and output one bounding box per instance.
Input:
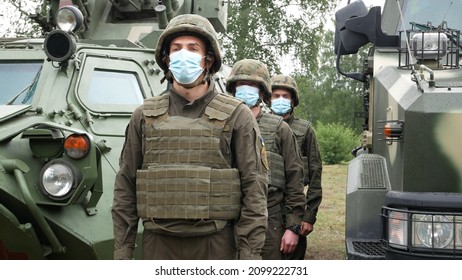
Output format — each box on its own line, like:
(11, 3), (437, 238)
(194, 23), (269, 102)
(176, 78), (206, 89)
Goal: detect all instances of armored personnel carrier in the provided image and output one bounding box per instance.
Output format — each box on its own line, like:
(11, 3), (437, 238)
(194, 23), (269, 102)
(0, 0), (228, 259)
(335, 0), (462, 259)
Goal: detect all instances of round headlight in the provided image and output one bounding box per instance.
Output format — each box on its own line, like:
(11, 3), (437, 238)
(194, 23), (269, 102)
(415, 215), (453, 248)
(40, 160), (78, 200)
(56, 6), (84, 32)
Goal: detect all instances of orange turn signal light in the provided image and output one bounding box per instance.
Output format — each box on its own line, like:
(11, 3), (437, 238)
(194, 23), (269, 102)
(64, 134), (90, 159)
(384, 122), (404, 139)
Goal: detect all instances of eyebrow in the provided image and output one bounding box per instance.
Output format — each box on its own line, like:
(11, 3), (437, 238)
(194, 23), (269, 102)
(171, 42), (201, 47)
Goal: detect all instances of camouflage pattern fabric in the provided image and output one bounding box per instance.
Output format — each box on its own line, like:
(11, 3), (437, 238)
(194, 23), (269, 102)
(226, 59), (271, 97)
(271, 74), (300, 107)
(155, 14), (222, 74)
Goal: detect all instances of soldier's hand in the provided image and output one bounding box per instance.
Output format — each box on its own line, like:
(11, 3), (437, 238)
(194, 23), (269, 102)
(280, 229), (299, 254)
(301, 221), (314, 236)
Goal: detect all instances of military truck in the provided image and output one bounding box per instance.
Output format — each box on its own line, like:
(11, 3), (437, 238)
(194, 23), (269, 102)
(335, 0), (462, 259)
(0, 0), (228, 259)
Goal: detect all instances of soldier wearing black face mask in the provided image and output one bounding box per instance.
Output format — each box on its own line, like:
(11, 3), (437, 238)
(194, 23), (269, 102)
(112, 15), (269, 260)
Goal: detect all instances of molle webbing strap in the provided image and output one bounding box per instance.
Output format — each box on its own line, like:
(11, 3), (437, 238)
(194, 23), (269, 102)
(266, 151), (285, 192)
(204, 93), (243, 128)
(136, 166), (241, 220)
(258, 113), (283, 152)
(291, 118), (311, 185)
(143, 117), (229, 168)
(291, 118), (310, 148)
(258, 113), (285, 190)
(143, 95), (169, 126)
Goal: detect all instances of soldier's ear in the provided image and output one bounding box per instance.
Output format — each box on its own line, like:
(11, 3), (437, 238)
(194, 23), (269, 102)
(162, 50), (170, 68)
(205, 51), (214, 68)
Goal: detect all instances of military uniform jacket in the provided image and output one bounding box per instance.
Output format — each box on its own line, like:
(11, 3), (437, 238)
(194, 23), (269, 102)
(256, 111), (305, 228)
(285, 114), (323, 225)
(112, 82), (268, 260)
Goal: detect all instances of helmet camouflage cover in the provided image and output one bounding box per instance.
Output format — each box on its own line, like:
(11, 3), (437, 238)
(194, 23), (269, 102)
(270, 74), (299, 107)
(226, 59), (271, 98)
(155, 14), (222, 74)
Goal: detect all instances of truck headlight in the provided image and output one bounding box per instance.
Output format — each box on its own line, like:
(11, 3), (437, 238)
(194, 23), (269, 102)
(56, 5), (84, 33)
(39, 159), (79, 200)
(387, 211), (462, 251)
(411, 32), (448, 60)
(413, 214), (453, 248)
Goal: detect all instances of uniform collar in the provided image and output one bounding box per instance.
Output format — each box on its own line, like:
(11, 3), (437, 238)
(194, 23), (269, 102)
(170, 81), (217, 107)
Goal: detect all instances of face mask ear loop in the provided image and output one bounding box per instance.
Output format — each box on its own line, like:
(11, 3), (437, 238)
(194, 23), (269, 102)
(249, 99), (262, 109)
(160, 54), (171, 84)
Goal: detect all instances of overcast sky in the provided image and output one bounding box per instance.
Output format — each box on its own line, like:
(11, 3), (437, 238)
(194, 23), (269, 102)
(337, 0), (385, 11)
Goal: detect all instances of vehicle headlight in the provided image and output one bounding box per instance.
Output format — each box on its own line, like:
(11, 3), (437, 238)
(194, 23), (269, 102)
(56, 5), (84, 33)
(40, 160), (78, 200)
(411, 32), (448, 60)
(413, 214), (453, 248)
(388, 211), (408, 248)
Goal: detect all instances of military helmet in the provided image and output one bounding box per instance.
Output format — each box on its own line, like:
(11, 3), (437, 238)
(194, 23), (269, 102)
(271, 74), (299, 107)
(155, 14), (222, 74)
(226, 59), (271, 98)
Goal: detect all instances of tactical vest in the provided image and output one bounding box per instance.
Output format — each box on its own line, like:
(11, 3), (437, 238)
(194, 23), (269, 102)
(290, 118), (311, 185)
(136, 93), (242, 220)
(258, 113), (285, 192)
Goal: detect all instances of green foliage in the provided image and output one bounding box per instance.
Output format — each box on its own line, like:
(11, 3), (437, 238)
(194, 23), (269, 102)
(224, 1), (370, 134)
(1, 0), (43, 38)
(316, 122), (360, 164)
(223, 0), (334, 74)
(293, 30), (369, 134)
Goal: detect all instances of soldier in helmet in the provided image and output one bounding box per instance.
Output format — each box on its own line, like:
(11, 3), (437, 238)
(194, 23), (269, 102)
(112, 15), (269, 260)
(226, 59), (306, 260)
(269, 74), (323, 260)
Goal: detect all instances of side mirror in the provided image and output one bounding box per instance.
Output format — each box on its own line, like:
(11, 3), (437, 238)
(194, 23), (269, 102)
(335, 1), (400, 55)
(335, 0), (369, 55)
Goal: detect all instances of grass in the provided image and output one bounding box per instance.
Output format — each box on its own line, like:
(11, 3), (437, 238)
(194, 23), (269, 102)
(304, 164), (348, 260)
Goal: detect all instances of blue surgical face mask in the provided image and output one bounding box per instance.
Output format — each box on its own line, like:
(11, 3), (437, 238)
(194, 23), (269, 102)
(235, 85), (260, 107)
(168, 49), (204, 84)
(271, 97), (292, 115)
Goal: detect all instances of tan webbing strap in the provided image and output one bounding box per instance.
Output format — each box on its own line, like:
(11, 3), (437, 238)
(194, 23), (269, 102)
(137, 166), (241, 220)
(291, 118), (311, 185)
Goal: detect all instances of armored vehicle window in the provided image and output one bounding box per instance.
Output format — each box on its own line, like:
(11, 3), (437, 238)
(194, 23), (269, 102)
(0, 62), (42, 105)
(88, 70), (144, 105)
(76, 55), (150, 113)
(401, 1), (462, 31)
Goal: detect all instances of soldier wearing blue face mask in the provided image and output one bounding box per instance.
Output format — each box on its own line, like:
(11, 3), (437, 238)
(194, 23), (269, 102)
(112, 15), (269, 260)
(226, 59), (306, 260)
(269, 75), (323, 260)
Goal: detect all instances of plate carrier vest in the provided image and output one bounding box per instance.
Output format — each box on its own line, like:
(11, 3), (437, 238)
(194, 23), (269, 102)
(258, 113), (285, 193)
(136, 93), (242, 220)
